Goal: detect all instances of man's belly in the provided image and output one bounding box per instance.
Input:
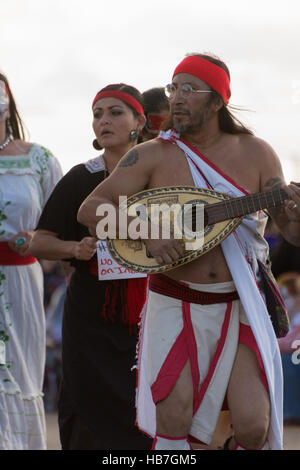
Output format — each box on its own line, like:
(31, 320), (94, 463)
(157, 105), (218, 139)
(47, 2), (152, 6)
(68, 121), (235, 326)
(164, 245), (233, 284)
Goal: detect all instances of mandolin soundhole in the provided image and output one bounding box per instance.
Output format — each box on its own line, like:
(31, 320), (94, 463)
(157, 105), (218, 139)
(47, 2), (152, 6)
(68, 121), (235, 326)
(181, 200), (210, 237)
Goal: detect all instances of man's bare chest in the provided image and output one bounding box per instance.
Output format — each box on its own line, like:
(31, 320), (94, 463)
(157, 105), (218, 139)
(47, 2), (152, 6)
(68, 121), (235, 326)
(205, 152), (260, 194)
(149, 145), (260, 194)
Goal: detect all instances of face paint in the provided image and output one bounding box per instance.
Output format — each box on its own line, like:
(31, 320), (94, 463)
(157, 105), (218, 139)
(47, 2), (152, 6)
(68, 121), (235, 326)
(0, 81), (9, 122)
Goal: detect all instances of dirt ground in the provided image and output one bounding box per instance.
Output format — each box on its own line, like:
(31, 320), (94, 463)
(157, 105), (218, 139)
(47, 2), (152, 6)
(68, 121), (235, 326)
(45, 412), (300, 450)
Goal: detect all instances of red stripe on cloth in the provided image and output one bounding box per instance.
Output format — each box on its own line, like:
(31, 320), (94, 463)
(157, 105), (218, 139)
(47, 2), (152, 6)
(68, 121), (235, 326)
(150, 297), (201, 406)
(151, 329), (188, 404)
(194, 302), (232, 413)
(182, 301), (200, 410)
(0, 242), (37, 265)
(151, 436), (157, 449)
(156, 433), (188, 440)
(238, 323), (269, 392)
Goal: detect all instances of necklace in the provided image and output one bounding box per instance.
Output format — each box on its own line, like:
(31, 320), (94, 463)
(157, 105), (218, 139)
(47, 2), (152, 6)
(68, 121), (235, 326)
(0, 135), (12, 151)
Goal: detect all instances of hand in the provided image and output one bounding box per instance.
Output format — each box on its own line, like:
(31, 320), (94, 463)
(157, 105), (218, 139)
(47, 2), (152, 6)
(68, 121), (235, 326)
(73, 237), (98, 260)
(143, 236), (185, 266)
(284, 182), (300, 221)
(8, 231), (33, 256)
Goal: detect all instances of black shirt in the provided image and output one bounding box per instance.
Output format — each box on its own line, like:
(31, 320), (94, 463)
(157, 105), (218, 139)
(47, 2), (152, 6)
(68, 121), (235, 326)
(37, 159), (150, 449)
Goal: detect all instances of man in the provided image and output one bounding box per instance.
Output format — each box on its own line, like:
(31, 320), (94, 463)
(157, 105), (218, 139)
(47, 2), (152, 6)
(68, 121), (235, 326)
(78, 53), (300, 450)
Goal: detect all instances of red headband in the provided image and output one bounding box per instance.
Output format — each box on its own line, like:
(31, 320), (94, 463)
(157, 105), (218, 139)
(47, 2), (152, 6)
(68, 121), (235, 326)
(172, 56), (231, 104)
(147, 113), (166, 131)
(92, 90), (144, 116)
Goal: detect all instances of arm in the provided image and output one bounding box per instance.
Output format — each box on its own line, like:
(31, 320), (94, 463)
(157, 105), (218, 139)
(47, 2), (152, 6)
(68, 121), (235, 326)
(30, 229), (97, 261)
(259, 140), (300, 246)
(31, 164), (98, 260)
(77, 142), (184, 264)
(77, 144), (155, 236)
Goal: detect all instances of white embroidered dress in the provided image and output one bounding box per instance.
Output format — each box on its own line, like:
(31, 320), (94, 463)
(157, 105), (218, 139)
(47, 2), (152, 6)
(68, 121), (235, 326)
(0, 144), (62, 449)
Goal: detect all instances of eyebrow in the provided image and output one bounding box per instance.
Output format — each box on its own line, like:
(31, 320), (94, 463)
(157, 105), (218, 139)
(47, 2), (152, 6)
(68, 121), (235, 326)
(172, 81), (197, 86)
(93, 104), (124, 111)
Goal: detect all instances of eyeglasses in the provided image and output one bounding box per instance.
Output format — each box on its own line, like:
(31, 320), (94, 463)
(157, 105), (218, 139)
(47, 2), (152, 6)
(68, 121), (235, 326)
(165, 83), (213, 99)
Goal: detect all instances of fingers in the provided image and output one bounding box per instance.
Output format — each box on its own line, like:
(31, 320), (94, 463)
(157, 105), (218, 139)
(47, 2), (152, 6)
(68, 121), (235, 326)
(285, 183), (300, 200)
(75, 237), (98, 260)
(285, 203), (300, 220)
(284, 182), (300, 219)
(83, 236), (98, 248)
(146, 239), (184, 265)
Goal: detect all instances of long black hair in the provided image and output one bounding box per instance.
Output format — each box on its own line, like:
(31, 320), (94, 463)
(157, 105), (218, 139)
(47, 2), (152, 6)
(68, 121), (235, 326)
(0, 72), (26, 140)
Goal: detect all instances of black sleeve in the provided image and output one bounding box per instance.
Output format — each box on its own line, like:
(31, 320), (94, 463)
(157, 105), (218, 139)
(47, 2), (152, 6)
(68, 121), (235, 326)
(37, 163), (105, 243)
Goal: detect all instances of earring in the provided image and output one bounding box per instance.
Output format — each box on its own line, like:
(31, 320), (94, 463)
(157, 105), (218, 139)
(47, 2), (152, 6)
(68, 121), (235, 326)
(93, 139), (102, 150)
(129, 129), (138, 142)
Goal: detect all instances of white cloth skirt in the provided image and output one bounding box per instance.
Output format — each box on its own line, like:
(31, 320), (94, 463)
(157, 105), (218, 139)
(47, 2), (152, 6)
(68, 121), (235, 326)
(0, 262), (47, 449)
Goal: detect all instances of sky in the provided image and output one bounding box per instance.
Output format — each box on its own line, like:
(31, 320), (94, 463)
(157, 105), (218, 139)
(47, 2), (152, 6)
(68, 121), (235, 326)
(1, 0), (300, 182)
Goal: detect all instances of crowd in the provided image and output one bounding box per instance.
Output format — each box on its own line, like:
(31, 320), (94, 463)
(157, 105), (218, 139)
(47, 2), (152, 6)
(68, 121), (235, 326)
(0, 53), (300, 451)
(265, 221), (300, 425)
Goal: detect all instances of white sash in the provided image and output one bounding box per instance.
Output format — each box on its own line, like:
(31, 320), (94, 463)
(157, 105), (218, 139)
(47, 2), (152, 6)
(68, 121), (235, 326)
(158, 130), (283, 449)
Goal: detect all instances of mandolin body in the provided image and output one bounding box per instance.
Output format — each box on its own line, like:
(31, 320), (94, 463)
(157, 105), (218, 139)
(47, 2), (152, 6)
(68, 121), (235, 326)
(106, 186), (243, 274)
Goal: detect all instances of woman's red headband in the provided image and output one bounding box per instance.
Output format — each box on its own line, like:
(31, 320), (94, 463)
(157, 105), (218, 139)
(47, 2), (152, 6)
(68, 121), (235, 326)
(172, 56), (231, 104)
(92, 90), (144, 116)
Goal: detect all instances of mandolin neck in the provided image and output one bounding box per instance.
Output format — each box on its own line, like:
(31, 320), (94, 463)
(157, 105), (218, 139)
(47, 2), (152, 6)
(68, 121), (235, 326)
(207, 185), (299, 224)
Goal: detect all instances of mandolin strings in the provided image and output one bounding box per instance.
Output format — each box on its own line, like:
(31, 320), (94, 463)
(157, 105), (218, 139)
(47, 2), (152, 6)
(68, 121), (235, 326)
(188, 187), (289, 225)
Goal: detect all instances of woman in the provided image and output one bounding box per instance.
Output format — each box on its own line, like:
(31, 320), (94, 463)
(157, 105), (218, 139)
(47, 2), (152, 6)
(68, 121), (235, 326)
(0, 73), (62, 449)
(30, 84), (151, 450)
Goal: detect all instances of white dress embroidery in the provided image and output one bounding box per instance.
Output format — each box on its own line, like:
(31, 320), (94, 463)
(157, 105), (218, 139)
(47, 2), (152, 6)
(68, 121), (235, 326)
(0, 144), (62, 449)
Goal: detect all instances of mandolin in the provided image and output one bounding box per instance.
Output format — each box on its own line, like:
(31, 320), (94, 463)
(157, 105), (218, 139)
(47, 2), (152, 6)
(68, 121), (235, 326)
(106, 184), (296, 274)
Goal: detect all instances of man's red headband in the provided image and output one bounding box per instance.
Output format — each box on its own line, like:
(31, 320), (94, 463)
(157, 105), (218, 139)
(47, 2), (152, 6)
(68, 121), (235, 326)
(172, 56), (231, 104)
(92, 90), (144, 116)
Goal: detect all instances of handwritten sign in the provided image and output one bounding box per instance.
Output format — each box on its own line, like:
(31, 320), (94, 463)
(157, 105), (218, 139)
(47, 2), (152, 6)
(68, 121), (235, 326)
(97, 241), (146, 280)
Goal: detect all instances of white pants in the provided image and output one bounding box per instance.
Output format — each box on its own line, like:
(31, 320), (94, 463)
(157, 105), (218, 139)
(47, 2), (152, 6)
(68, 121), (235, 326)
(137, 281), (253, 444)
